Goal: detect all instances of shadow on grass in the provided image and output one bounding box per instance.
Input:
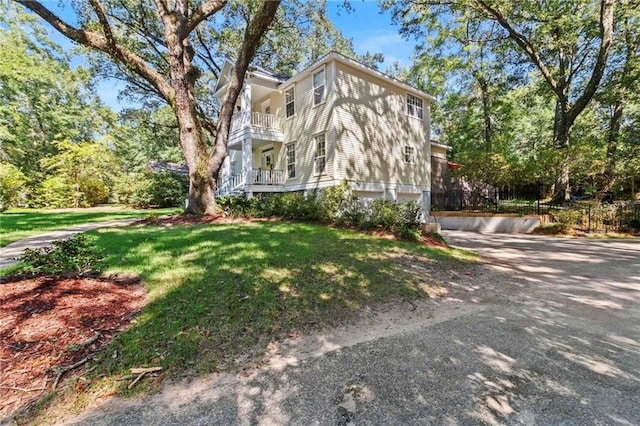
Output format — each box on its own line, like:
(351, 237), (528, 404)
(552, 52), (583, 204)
(90, 221), (472, 388)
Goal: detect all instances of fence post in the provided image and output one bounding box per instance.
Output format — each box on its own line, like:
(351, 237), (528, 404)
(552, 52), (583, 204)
(588, 204), (591, 233)
(495, 188), (499, 213)
(537, 185), (541, 215)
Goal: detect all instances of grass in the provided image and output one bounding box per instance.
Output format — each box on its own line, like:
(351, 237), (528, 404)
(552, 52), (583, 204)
(0, 207), (180, 247)
(89, 221), (475, 384)
(7, 220), (476, 422)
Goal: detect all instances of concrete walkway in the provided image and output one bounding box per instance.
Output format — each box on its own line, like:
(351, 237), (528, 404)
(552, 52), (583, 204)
(0, 219), (140, 269)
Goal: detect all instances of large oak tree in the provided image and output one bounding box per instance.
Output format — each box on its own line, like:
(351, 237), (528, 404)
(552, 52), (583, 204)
(14, 0), (281, 214)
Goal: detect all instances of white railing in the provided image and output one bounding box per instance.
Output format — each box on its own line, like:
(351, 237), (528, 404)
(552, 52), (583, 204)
(251, 169), (284, 185)
(250, 111), (283, 130)
(230, 111), (283, 134)
(216, 173), (245, 197)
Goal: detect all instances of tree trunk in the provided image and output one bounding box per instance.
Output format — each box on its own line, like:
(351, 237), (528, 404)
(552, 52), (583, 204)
(163, 14), (215, 215)
(551, 99), (572, 202)
(601, 101), (624, 193)
(478, 77), (492, 153)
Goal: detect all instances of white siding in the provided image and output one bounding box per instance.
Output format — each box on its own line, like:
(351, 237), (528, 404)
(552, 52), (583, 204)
(333, 61), (430, 193)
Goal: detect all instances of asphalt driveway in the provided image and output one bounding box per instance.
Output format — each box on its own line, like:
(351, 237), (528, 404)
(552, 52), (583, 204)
(68, 232), (640, 425)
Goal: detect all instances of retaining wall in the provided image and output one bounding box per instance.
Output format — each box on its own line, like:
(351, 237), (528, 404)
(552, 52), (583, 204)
(430, 212), (545, 233)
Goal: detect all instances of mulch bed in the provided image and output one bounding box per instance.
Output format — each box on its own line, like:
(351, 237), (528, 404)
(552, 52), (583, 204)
(0, 275), (146, 419)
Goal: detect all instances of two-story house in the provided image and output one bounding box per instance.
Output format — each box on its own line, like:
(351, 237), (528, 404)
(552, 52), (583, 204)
(214, 51), (435, 214)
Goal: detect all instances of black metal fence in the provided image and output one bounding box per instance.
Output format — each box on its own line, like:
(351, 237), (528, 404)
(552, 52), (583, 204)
(550, 202), (640, 233)
(431, 189), (544, 215)
(431, 189), (640, 233)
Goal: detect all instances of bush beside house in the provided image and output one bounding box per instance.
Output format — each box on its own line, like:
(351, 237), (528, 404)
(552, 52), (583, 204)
(217, 181), (424, 240)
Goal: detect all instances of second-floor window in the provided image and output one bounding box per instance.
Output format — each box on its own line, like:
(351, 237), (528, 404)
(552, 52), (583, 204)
(285, 86), (295, 118)
(314, 134), (326, 175)
(407, 93), (423, 119)
(404, 146), (416, 164)
(286, 143), (296, 178)
(313, 68), (326, 105)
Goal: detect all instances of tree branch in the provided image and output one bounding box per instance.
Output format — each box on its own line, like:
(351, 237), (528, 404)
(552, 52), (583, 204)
(14, 0), (175, 104)
(567, 0), (615, 121)
(88, 0), (116, 50)
(184, 0), (227, 37)
(473, 0), (560, 95)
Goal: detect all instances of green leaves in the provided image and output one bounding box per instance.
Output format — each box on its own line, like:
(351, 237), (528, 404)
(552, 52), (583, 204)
(20, 234), (105, 276)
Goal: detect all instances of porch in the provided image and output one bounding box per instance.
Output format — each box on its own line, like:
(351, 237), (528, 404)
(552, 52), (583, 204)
(216, 168), (286, 197)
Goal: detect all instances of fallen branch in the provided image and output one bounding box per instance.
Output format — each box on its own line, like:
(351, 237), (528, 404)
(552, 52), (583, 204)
(1, 385), (45, 393)
(128, 367), (162, 390)
(52, 357), (91, 390)
(80, 331), (101, 348)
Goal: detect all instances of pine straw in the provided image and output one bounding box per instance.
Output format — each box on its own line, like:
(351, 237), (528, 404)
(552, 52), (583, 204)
(0, 275), (146, 419)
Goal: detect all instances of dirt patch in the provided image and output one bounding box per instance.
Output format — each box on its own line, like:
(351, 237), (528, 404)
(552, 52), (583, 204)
(0, 275), (146, 419)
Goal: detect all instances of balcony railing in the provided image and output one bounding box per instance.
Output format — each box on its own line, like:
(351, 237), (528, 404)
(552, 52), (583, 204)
(230, 111), (283, 134)
(252, 169), (284, 185)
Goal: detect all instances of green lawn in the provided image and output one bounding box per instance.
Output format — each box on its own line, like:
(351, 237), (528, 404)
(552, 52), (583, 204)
(0, 207), (179, 247)
(86, 221), (475, 391)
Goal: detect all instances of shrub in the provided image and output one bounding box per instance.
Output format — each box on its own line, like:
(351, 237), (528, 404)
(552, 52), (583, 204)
(147, 171), (188, 207)
(0, 162), (28, 211)
(112, 173), (145, 205)
(78, 176), (110, 206)
(32, 176), (74, 208)
(115, 172), (188, 208)
(20, 234), (104, 276)
(216, 182), (424, 241)
(552, 209), (583, 230)
(317, 180), (350, 223)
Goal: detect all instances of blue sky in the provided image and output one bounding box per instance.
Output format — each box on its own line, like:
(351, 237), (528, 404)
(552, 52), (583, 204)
(40, 1), (416, 112)
(328, 1), (414, 68)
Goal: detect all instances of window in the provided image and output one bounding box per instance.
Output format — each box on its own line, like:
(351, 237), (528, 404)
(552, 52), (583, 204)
(285, 86), (295, 118)
(407, 93), (423, 119)
(313, 68), (326, 105)
(314, 134), (326, 175)
(404, 146), (415, 164)
(230, 161), (237, 175)
(286, 143), (296, 178)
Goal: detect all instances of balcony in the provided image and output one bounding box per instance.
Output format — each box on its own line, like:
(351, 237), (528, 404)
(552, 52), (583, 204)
(228, 111), (284, 147)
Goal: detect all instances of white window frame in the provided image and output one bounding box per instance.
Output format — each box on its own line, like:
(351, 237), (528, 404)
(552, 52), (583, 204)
(312, 67), (326, 106)
(285, 85), (295, 118)
(404, 146), (416, 164)
(314, 133), (327, 175)
(286, 142), (296, 179)
(406, 93), (423, 120)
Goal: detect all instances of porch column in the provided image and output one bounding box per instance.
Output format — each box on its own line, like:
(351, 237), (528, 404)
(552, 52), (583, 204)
(242, 137), (253, 198)
(240, 84), (252, 128)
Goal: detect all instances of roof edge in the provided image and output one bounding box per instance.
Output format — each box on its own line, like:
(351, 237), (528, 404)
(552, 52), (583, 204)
(279, 51), (437, 102)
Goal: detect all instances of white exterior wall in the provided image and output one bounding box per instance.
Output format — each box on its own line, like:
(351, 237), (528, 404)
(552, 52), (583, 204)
(222, 55), (433, 209)
(269, 64), (336, 190)
(333, 61), (430, 199)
